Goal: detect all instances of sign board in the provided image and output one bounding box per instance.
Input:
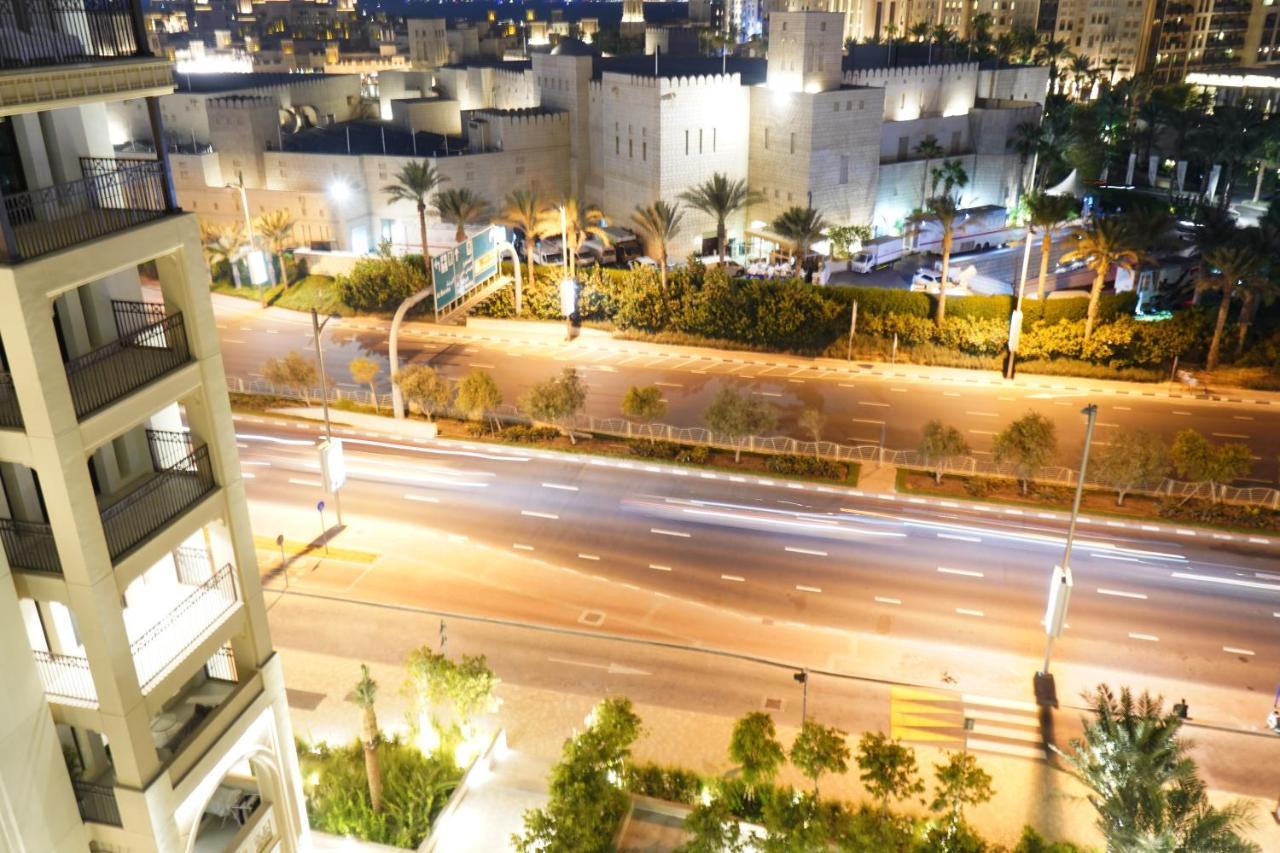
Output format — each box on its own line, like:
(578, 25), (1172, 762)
(318, 438), (346, 492)
(559, 277), (577, 317)
(247, 250), (271, 286)
(1044, 565), (1073, 638)
(1007, 308), (1023, 352)
(432, 226), (500, 310)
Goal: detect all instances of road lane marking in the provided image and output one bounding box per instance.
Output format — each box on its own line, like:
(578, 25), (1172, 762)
(649, 564), (673, 572)
(1233, 415), (1254, 421)
(1211, 432), (1249, 439)
(1223, 646), (1255, 656)
(468, 362), (496, 369)
(858, 401), (891, 407)
(785, 547), (828, 557)
(287, 478), (322, 487)
(512, 543), (534, 551)
(795, 584), (822, 593)
(938, 533), (981, 542)
(653, 381), (683, 388)
(968, 429), (997, 435)
(956, 608), (984, 617)
(939, 567), (984, 578)
(577, 553), (600, 561)
(1097, 588), (1147, 600)
(943, 392), (961, 397)
(404, 494), (440, 504)
(522, 510), (560, 520)
(1128, 633), (1159, 642)
(889, 387), (908, 393)
(1114, 405), (1131, 410)
(754, 391), (783, 397)
(651, 528), (691, 538)
(966, 411), (1000, 417)
(1172, 411), (1191, 416)
(721, 574), (745, 582)
(1090, 553), (1142, 563)
(241, 472), (255, 479)
(1172, 572), (1280, 592)
(875, 596), (901, 605)
(542, 482), (579, 491)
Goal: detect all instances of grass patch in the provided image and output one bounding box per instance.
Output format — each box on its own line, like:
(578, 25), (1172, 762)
(213, 274), (352, 316)
(897, 469), (1280, 535)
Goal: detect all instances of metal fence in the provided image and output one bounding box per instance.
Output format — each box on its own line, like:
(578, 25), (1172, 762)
(71, 780), (122, 827)
(205, 645), (238, 682)
(131, 563), (237, 692)
(65, 308), (189, 419)
(0, 372), (22, 429)
(0, 517), (61, 574)
(0, 0), (143, 71)
(33, 648), (96, 705)
(100, 433), (216, 561)
(228, 377), (1280, 512)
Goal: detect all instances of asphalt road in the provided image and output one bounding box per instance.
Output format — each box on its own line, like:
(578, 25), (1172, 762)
(214, 295), (1280, 486)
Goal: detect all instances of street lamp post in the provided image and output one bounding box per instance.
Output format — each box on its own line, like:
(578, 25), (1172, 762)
(225, 174), (265, 306)
(311, 308), (343, 525)
(1035, 403), (1098, 706)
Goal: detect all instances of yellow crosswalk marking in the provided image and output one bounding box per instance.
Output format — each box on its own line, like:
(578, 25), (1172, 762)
(890, 686), (956, 702)
(890, 726), (961, 743)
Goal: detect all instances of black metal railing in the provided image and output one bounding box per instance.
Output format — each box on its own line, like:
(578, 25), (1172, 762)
(109, 296), (166, 337)
(132, 563), (237, 691)
(0, 517), (61, 574)
(32, 649), (96, 704)
(71, 780), (122, 827)
(1, 159), (168, 262)
(0, 372), (21, 428)
(0, 0), (144, 71)
(100, 432), (215, 561)
(64, 308), (189, 419)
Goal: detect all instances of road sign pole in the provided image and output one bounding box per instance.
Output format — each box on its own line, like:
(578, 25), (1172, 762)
(317, 500), (328, 555)
(276, 533), (287, 588)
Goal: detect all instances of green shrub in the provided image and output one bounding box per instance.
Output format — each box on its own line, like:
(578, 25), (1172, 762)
(298, 737), (460, 849)
(623, 762), (704, 805)
(676, 445), (710, 464)
(337, 256), (430, 313)
(947, 294), (1015, 321)
(765, 454), (849, 481)
(628, 439), (683, 459)
(1156, 498), (1280, 531)
(962, 477), (992, 498)
(499, 425), (561, 443)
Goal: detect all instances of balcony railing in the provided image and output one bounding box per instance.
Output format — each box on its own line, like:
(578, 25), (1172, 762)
(33, 648), (96, 705)
(0, 0), (145, 71)
(0, 159), (169, 262)
(100, 430), (215, 561)
(64, 305), (189, 420)
(71, 780), (122, 827)
(206, 645), (238, 682)
(0, 372), (21, 428)
(0, 517), (61, 574)
(131, 563), (237, 692)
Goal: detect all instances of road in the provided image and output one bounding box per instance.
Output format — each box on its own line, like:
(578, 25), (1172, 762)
(213, 295), (1280, 486)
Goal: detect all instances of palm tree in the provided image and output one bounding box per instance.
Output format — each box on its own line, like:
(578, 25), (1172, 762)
(353, 664), (383, 814)
(1069, 54), (1097, 99)
(254, 209), (297, 288)
(1202, 243), (1263, 371)
(930, 159), (968, 199)
(431, 187), (491, 243)
(1025, 192), (1078, 303)
(679, 172), (762, 265)
(925, 194), (960, 325)
(1009, 121), (1043, 193)
(913, 135), (945, 213)
(630, 200), (685, 290)
(770, 206), (828, 274)
(1059, 217), (1143, 339)
(537, 197), (609, 278)
(1036, 38), (1071, 96)
(200, 221), (244, 284)
(908, 21), (930, 42)
(382, 161), (447, 261)
(499, 187), (551, 295)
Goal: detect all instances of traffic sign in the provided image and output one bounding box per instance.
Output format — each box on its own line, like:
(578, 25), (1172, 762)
(432, 226), (500, 310)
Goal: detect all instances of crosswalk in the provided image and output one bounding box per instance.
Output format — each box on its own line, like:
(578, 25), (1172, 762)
(889, 686), (1045, 760)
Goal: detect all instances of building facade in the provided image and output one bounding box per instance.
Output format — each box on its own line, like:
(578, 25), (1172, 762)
(0, 1), (307, 850)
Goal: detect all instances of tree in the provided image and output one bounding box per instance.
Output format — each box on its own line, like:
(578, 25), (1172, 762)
(254, 209), (297, 287)
(678, 798), (748, 853)
(349, 357), (381, 413)
(1059, 217), (1143, 339)
(918, 419), (970, 484)
(679, 173), (763, 264)
(1062, 685), (1258, 852)
(1202, 242), (1263, 371)
(729, 711), (786, 789)
(382, 161), (447, 265)
(538, 197), (608, 278)
(352, 664), (383, 814)
(263, 351), (317, 405)
(631, 200), (686, 290)
(930, 159), (969, 198)
(856, 732), (924, 814)
(499, 187), (552, 297)
(1036, 38), (1071, 96)
(200, 221), (244, 282)
(431, 187), (491, 244)
(337, 256), (430, 313)
(771, 207), (829, 272)
(704, 387), (777, 462)
(799, 408), (825, 456)
(929, 752), (994, 838)
(404, 647), (500, 752)
(621, 384), (667, 440)
(1092, 431), (1167, 506)
(456, 368), (503, 432)
(925, 193), (961, 325)
(521, 368), (588, 443)
(1025, 193), (1078, 303)
(395, 363), (451, 422)
(914, 135), (945, 213)
(515, 697), (643, 852)
(993, 411), (1057, 495)
(1235, 226), (1279, 353)
(790, 720), (850, 795)
(1170, 429), (1252, 502)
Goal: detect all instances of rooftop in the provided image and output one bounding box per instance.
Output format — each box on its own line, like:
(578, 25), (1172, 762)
(594, 55), (766, 83)
(173, 71), (336, 94)
(282, 121), (467, 158)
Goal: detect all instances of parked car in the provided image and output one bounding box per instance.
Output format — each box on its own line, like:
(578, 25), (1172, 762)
(630, 256), (659, 270)
(698, 256), (744, 276)
(910, 268), (963, 293)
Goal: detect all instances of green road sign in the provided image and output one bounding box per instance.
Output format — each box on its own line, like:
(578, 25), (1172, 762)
(432, 226), (500, 311)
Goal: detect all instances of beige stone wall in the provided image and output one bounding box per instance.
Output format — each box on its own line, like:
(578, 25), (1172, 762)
(845, 62), (980, 122)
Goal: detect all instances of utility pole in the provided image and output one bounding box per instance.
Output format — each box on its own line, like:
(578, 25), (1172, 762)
(311, 308), (343, 525)
(846, 299), (858, 361)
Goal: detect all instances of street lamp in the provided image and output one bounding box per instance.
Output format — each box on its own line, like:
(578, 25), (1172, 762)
(225, 174), (267, 307)
(1035, 403), (1098, 706)
(311, 308), (344, 526)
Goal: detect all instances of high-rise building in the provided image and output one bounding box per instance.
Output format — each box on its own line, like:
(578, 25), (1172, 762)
(0, 0), (307, 849)
(1145, 0), (1255, 81)
(1052, 0), (1152, 85)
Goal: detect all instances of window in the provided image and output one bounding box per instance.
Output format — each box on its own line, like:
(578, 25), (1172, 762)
(629, 139), (633, 158)
(789, 132), (795, 154)
(642, 142), (647, 161)
(765, 127), (769, 150)
(616, 136), (620, 155)
(839, 154), (849, 184)
(949, 130), (961, 154)
(897, 135), (909, 160)
(699, 129), (704, 154)
(713, 128), (717, 152)
(685, 130), (689, 154)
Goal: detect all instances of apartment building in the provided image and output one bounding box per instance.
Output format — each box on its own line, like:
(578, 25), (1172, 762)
(1145, 0), (1263, 81)
(0, 0), (307, 849)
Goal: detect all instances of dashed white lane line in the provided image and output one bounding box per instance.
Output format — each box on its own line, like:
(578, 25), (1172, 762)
(512, 543), (534, 551)
(287, 477), (322, 487)
(721, 574), (745, 582)
(404, 493), (440, 504)
(795, 584), (822, 593)
(968, 429), (997, 435)
(468, 362), (496, 369)
(1172, 572), (1280, 592)
(1172, 411), (1191, 416)
(937, 533), (981, 542)
(1096, 587), (1148, 600)
(785, 547), (828, 557)
(242, 472), (256, 479)
(1233, 415), (1254, 421)
(542, 482), (579, 491)
(521, 510), (560, 520)
(1090, 553), (1142, 563)
(874, 596), (902, 605)
(1128, 633), (1159, 642)
(943, 392), (961, 397)
(966, 411), (1000, 417)
(939, 567), (984, 578)
(889, 387), (908, 393)
(651, 528), (691, 538)
(1113, 405), (1131, 410)
(1211, 432), (1250, 440)
(577, 553), (600, 561)
(858, 401), (891, 407)
(956, 608), (984, 617)
(1223, 646), (1255, 656)
(649, 564), (673, 572)
(653, 381), (682, 388)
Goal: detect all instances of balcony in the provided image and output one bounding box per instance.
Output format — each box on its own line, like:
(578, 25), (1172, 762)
(65, 300), (190, 421)
(0, 516), (61, 574)
(71, 780), (122, 827)
(99, 430), (215, 561)
(0, 0), (145, 72)
(33, 647), (96, 705)
(1, 158), (171, 262)
(0, 371), (20, 428)
(129, 563), (238, 692)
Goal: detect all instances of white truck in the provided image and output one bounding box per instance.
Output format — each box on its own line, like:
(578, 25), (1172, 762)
(913, 205), (1022, 255)
(848, 235), (904, 273)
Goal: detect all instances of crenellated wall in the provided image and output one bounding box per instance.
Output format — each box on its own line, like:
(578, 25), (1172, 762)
(844, 62), (980, 122)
